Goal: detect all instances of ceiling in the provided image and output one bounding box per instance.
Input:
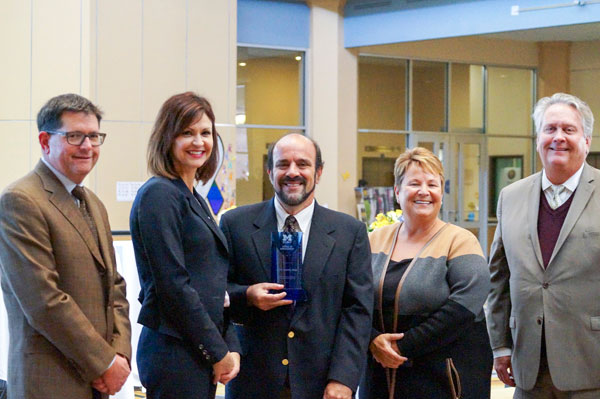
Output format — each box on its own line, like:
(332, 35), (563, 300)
(483, 22), (600, 42)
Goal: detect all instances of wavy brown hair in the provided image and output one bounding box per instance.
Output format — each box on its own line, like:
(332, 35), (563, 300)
(147, 92), (219, 183)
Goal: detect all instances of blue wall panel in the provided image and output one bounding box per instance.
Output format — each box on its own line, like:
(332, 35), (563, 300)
(238, 0), (310, 48)
(345, 0), (600, 47)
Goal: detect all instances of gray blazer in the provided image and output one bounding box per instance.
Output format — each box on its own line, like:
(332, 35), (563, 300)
(486, 163), (600, 391)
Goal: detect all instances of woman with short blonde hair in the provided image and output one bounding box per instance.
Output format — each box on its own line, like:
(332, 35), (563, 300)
(363, 147), (492, 399)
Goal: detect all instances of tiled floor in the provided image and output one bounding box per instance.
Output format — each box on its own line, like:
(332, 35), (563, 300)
(137, 378), (515, 398)
(491, 378), (516, 399)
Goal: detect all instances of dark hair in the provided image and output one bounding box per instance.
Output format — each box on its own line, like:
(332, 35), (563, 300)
(266, 133), (323, 172)
(37, 93), (103, 131)
(147, 92), (220, 183)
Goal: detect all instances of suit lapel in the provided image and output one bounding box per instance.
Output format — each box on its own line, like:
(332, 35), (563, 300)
(292, 203), (335, 324)
(549, 164), (595, 266)
(174, 179), (229, 252)
(36, 162), (106, 269)
(527, 172), (544, 270)
(251, 200), (277, 282)
(86, 192), (113, 273)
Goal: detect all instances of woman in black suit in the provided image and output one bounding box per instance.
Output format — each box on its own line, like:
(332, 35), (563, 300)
(130, 92), (240, 398)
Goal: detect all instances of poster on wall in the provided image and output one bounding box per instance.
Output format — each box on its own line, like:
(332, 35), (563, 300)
(489, 155), (523, 218)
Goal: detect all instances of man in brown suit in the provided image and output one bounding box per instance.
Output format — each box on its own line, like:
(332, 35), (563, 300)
(0, 94), (131, 398)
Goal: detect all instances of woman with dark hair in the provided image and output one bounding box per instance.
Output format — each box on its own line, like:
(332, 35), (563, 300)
(130, 92), (240, 398)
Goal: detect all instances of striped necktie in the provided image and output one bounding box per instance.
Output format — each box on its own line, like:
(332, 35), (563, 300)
(72, 186), (100, 245)
(549, 185), (566, 210)
(283, 215), (300, 233)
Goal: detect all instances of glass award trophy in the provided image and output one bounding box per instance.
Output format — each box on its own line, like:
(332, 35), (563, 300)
(271, 231), (307, 301)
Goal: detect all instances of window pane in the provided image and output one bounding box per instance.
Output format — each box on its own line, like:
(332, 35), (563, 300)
(235, 128), (302, 206)
(487, 67), (533, 135)
(461, 143), (481, 223)
(358, 132), (406, 186)
(412, 61), (446, 132)
(358, 57), (407, 130)
(237, 47), (304, 126)
(487, 136), (534, 252)
(488, 136), (534, 220)
(450, 64), (484, 133)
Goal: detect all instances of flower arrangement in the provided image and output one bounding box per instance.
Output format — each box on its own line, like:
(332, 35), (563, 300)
(368, 209), (403, 232)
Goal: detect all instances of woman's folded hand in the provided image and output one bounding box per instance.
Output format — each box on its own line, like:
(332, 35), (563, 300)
(369, 333), (408, 369)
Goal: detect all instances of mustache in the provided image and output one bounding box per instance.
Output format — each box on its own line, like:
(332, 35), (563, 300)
(282, 176), (306, 184)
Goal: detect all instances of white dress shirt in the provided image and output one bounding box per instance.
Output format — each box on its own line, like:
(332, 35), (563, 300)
(273, 197), (315, 261)
(41, 158), (79, 194)
(541, 162), (584, 208)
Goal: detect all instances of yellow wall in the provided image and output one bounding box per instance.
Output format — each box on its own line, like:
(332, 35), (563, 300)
(236, 56), (302, 205)
(357, 133), (406, 180)
(412, 61), (446, 132)
(358, 61), (406, 130)
(486, 67), (534, 135)
(537, 42), (571, 98)
(235, 128), (290, 206)
(360, 36), (539, 67)
(570, 40), (600, 141)
(0, 0), (237, 230)
(239, 57), (301, 126)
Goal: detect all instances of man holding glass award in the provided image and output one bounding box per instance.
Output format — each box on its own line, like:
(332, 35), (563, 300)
(221, 134), (373, 399)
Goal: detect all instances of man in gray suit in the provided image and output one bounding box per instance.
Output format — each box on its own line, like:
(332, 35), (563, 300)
(222, 134), (373, 399)
(0, 94), (131, 398)
(487, 93), (600, 398)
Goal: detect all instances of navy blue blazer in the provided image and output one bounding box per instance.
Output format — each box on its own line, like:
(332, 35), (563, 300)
(221, 199), (373, 399)
(130, 176), (239, 365)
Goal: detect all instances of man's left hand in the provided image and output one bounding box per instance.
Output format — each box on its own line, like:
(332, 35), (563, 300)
(323, 381), (352, 399)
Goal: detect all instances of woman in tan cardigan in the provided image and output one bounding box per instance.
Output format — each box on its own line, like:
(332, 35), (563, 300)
(362, 147), (492, 399)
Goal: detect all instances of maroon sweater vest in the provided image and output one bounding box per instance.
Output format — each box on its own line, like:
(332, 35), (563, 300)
(537, 190), (575, 268)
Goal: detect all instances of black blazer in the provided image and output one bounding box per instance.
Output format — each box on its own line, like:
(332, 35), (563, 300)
(221, 199), (373, 399)
(130, 176), (239, 365)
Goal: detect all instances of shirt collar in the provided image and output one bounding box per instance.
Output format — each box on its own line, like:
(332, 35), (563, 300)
(273, 197), (315, 233)
(541, 162), (584, 193)
(41, 158), (80, 194)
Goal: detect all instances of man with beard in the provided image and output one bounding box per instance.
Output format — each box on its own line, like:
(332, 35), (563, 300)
(221, 134), (373, 399)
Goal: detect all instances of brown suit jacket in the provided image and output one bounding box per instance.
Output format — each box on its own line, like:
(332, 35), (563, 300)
(0, 161), (131, 399)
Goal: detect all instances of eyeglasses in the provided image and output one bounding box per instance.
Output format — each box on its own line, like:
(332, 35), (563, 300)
(45, 130), (107, 146)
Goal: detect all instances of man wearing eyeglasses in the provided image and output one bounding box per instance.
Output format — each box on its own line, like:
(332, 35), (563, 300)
(0, 93), (131, 399)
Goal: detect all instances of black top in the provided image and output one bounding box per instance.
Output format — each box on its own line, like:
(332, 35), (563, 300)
(381, 259), (412, 333)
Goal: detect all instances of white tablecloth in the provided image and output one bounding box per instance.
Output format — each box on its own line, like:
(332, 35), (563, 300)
(0, 240), (142, 399)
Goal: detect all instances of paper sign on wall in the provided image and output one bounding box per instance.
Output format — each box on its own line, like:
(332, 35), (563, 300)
(116, 181), (144, 202)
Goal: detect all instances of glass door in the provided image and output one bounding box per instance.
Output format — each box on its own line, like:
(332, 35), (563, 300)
(408, 133), (488, 255)
(407, 133), (450, 220)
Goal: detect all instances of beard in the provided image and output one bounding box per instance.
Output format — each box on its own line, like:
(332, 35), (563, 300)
(275, 175), (316, 207)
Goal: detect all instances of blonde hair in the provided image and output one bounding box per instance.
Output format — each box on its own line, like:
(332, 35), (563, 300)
(394, 147), (444, 187)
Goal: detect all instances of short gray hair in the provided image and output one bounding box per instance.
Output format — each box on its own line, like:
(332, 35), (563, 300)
(532, 93), (594, 138)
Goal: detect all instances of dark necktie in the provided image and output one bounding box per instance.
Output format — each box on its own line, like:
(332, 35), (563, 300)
(72, 186), (100, 245)
(283, 215), (300, 233)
